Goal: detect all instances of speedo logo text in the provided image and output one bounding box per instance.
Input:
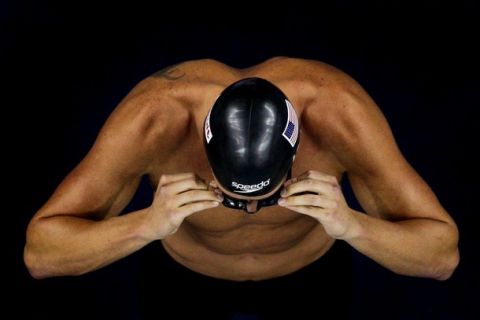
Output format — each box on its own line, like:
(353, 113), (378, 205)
(232, 179), (270, 193)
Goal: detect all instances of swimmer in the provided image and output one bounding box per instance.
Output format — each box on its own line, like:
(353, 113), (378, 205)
(24, 57), (459, 281)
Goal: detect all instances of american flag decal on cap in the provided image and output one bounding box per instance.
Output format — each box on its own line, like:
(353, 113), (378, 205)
(285, 121), (295, 139)
(282, 100), (299, 147)
(204, 108), (213, 144)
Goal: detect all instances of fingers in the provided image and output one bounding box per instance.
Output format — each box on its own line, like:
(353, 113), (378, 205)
(155, 173), (223, 219)
(174, 189), (223, 207)
(209, 180), (219, 189)
(279, 205), (318, 218)
(158, 173), (202, 187)
(177, 200), (220, 219)
(300, 170), (338, 183)
(285, 170), (335, 184)
(160, 175), (208, 195)
(282, 178), (339, 198)
(278, 194), (337, 209)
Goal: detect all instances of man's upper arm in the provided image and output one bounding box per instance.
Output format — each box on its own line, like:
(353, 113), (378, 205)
(311, 74), (454, 225)
(35, 82), (187, 221)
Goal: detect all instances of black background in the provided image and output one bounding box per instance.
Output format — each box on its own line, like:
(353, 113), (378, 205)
(5, 1), (479, 319)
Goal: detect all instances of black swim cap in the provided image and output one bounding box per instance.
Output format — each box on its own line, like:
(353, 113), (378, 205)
(204, 77), (300, 197)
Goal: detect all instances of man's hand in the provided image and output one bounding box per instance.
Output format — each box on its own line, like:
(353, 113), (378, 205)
(278, 170), (359, 240)
(145, 172), (223, 240)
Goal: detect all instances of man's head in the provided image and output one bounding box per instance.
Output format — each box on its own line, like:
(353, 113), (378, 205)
(203, 77), (300, 213)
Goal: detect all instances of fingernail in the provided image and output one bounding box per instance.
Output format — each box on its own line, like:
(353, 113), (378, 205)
(278, 199), (286, 205)
(217, 195), (224, 201)
(281, 189), (286, 197)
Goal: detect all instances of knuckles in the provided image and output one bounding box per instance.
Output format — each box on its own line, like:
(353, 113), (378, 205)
(330, 201), (339, 210)
(304, 179), (315, 186)
(305, 194), (318, 204)
(195, 177), (207, 188)
(159, 174), (169, 185)
(158, 185), (169, 196)
(305, 170), (338, 184)
(330, 184), (339, 194)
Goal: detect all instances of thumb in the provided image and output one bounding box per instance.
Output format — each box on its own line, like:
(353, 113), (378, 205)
(209, 180), (219, 189)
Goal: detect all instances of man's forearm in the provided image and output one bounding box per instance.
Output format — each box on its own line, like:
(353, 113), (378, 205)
(24, 208), (154, 279)
(345, 209), (459, 280)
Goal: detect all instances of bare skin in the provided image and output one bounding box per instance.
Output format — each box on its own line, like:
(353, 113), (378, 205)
(24, 57), (459, 281)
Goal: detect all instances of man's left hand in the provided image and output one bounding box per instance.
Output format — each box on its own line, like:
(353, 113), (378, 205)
(278, 170), (360, 240)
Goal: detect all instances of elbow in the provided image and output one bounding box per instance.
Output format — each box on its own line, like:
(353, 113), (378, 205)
(431, 224), (460, 281)
(24, 250), (85, 278)
(434, 223), (460, 281)
(427, 221), (460, 281)
(24, 219), (63, 279)
(432, 248), (460, 281)
(24, 226), (57, 279)
(24, 244), (79, 279)
(24, 218), (91, 278)
(24, 220), (50, 279)
(24, 246), (51, 280)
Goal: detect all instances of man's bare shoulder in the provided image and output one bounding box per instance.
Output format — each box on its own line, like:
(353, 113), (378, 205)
(106, 59), (224, 126)
(300, 60), (384, 151)
(150, 59), (234, 83)
(115, 59), (225, 124)
(145, 59), (234, 104)
(102, 75), (193, 159)
(287, 58), (361, 87)
(257, 57), (343, 80)
(105, 60), (233, 153)
(251, 57), (356, 100)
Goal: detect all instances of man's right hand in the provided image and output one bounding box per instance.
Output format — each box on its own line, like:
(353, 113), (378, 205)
(144, 172), (223, 240)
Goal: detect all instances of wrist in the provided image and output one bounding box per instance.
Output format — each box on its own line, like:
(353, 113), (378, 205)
(136, 206), (161, 242)
(340, 208), (365, 241)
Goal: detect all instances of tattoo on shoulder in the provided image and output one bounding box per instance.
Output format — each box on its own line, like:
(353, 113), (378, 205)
(151, 64), (185, 80)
